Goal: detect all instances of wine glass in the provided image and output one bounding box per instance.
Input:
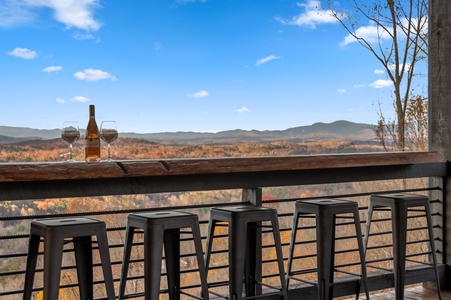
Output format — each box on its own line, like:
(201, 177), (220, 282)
(100, 121), (118, 161)
(61, 121), (80, 162)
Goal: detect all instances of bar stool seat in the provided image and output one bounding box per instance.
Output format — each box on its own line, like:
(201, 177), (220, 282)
(204, 205), (287, 300)
(23, 217), (115, 300)
(286, 199), (369, 300)
(118, 210), (209, 300)
(364, 193), (442, 300)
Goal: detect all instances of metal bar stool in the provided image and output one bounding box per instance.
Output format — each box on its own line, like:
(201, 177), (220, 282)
(364, 193), (442, 300)
(118, 210), (209, 300)
(286, 199), (369, 300)
(204, 205), (288, 300)
(23, 217), (115, 300)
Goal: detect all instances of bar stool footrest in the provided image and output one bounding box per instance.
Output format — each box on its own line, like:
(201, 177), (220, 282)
(288, 268), (317, 276)
(366, 264), (392, 272)
(180, 290), (204, 300)
(255, 280), (284, 292)
(208, 290), (230, 300)
(286, 276), (318, 287)
(406, 258), (434, 265)
(335, 268), (365, 278)
(244, 291), (287, 300)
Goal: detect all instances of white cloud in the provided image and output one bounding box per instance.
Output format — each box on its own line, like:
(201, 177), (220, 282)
(353, 84), (365, 88)
(0, 0), (36, 27)
(191, 90), (209, 98)
(0, 0), (102, 32)
(74, 69), (116, 81)
(374, 69), (385, 75)
(27, 0), (102, 31)
(7, 47), (37, 59)
(276, 0), (337, 28)
(337, 89), (346, 94)
(404, 17), (428, 39)
(55, 98), (65, 104)
(369, 79), (393, 89)
(256, 55), (280, 66)
(71, 96), (90, 103)
(42, 65), (62, 73)
(341, 22), (392, 46)
(237, 107), (250, 113)
(73, 31), (96, 41)
(388, 63), (411, 72)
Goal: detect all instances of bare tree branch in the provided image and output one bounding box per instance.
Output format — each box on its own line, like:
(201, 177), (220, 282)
(327, 0), (428, 150)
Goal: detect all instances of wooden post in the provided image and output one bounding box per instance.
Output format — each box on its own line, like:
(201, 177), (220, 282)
(242, 188), (263, 206)
(429, 0), (451, 288)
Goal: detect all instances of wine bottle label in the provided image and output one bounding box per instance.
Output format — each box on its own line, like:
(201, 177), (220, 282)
(85, 138), (100, 161)
(85, 139), (100, 148)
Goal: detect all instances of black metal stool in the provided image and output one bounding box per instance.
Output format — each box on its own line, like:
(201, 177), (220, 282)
(286, 199), (369, 300)
(118, 210), (209, 300)
(23, 217), (115, 300)
(364, 193), (442, 300)
(204, 205), (287, 300)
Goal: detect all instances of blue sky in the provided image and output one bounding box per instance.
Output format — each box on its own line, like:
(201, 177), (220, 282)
(0, 0), (419, 133)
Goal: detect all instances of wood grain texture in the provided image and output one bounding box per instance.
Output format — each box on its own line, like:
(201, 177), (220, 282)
(0, 152), (445, 182)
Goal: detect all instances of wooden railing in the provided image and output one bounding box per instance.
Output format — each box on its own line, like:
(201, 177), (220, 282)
(0, 151), (445, 199)
(0, 152), (447, 299)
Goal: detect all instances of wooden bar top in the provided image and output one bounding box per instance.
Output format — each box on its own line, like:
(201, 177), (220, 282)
(0, 151), (445, 183)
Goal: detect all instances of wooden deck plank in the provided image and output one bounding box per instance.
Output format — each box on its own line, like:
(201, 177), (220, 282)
(347, 286), (449, 299)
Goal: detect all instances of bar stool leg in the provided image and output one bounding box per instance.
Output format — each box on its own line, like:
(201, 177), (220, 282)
(363, 203), (374, 254)
(95, 229), (115, 300)
(286, 210), (300, 290)
(229, 219), (247, 300)
(352, 210), (370, 300)
(317, 210), (335, 300)
(119, 226), (136, 299)
(73, 236), (94, 300)
(23, 234), (40, 300)
(145, 227), (165, 300)
(392, 204), (408, 300)
(204, 219), (216, 278)
(244, 222), (257, 297)
(190, 220), (210, 299)
(43, 235), (65, 300)
(270, 213), (288, 300)
(164, 229), (181, 300)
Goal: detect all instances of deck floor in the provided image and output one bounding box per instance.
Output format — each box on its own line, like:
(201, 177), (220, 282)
(350, 286), (450, 299)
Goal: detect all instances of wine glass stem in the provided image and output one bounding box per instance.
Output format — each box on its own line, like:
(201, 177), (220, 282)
(69, 143), (73, 160)
(107, 143), (111, 160)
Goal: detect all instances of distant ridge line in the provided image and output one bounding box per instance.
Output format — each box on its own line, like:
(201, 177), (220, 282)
(0, 120), (376, 145)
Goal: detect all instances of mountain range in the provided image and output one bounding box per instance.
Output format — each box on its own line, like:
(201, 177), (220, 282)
(0, 120), (377, 145)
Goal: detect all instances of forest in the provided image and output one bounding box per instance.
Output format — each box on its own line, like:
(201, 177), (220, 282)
(0, 136), (383, 162)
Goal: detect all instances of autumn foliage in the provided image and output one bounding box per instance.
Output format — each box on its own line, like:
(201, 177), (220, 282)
(0, 137), (382, 162)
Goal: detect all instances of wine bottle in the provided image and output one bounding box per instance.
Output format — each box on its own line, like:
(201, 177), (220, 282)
(85, 105), (101, 162)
